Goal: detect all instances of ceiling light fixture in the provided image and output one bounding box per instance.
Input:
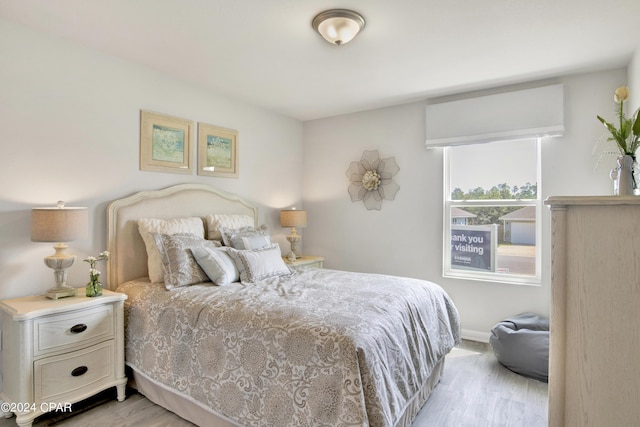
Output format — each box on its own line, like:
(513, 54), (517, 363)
(312, 9), (365, 46)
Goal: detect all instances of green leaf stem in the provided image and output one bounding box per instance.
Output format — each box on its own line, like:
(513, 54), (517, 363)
(597, 91), (640, 155)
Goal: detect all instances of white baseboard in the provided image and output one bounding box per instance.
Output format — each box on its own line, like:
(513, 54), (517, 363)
(461, 329), (490, 343)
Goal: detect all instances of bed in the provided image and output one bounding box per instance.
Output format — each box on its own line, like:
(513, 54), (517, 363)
(106, 183), (460, 427)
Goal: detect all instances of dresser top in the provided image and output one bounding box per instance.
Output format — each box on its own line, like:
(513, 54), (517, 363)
(0, 289), (127, 320)
(545, 195), (640, 207)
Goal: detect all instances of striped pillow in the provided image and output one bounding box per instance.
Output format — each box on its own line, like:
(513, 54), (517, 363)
(191, 247), (239, 286)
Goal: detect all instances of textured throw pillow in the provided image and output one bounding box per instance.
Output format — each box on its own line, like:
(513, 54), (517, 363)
(205, 214), (255, 241)
(219, 225), (271, 250)
(138, 217), (205, 283)
(191, 246), (240, 286)
(152, 233), (219, 290)
(227, 244), (291, 284)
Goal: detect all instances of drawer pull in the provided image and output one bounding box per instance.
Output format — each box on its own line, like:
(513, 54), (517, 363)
(70, 324), (87, 333)
(71, 366), (88, 377)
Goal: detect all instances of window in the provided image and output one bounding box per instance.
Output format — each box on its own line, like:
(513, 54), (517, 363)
(443, 138), (541, 285)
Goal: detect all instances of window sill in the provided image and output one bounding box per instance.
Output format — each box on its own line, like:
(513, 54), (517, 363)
(443, 269), (541, 286)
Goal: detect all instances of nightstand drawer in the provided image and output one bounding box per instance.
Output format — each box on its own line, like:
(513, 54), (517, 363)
(299, 260), (323, 269)
(33, 304), (114, 357)
(34, 340), (114, 403)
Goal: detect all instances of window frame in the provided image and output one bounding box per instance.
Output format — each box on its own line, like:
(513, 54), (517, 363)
(443, 138), (542, 286)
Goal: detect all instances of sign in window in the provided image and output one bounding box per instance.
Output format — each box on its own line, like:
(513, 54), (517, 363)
(451, 225), (497, 272)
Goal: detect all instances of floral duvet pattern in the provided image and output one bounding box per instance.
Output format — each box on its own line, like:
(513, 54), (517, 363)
(117, 267), (460, 427)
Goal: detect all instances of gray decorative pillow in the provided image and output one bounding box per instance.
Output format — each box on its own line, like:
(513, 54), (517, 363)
(191, 246), (239, 286)
(219, 225), (271, 249)
(205, 213), (255, 241)
(227, 244), (291, 284)
(138, 217), (205, 283)
(152, 233), (221, 290)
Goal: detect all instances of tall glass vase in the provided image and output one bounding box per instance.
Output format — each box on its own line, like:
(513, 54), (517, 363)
(616, 155), (637, 196)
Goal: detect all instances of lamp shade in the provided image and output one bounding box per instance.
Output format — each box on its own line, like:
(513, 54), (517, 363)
(312, 9), (365, 46)
(31, 202), (88, 243)
(280, 209), (307, 228)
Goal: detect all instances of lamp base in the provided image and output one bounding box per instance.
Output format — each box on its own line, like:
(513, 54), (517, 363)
(43, 245), (77, 299)
(45, 285), (77, 300)
(286, 234), (301, 262)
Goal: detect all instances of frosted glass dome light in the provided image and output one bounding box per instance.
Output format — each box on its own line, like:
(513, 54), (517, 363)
(312, 9), (365, 46)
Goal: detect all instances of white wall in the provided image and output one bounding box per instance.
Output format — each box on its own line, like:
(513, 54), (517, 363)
(0, 17), (633, 340)
(630, 48), (640, 110)
(302, 68), (628, 340)
(0, 19), (303, 300)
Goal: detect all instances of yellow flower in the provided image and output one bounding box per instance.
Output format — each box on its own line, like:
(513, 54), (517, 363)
(614, 86), (629, 103)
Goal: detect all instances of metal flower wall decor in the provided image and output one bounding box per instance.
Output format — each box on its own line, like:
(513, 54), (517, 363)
(346, 150), (400, 210)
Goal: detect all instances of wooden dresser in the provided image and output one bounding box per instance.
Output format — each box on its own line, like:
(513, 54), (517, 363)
(545, 196), (640, 426)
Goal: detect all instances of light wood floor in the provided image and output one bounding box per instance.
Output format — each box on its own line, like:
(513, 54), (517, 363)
(413, 340), (548, 426)
(1, 340), (547, 427)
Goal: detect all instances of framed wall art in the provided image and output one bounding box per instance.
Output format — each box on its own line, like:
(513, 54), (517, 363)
(197, 122), (238, 178)
(140, 110), (194, 174)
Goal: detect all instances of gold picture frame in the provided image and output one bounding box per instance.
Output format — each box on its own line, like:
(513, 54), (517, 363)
(197, 123), (239, 178)
(140, 110), (194, 174)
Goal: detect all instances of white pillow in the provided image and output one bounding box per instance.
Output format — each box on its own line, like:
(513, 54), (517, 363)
(205, 214), (255, 241)
(138, 217), (204, 283)
(227, 244), (291, 284)
(219, 225), (270, 249)
(191, 246), (239, 286)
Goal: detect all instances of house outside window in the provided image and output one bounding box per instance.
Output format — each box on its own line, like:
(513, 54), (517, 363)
(451, 207), (476, 225)
(499, 206), (536, 245)
(443, 138), (541, 285)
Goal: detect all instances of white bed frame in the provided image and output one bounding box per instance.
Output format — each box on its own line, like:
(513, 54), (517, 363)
(106, 183), (257, 291)
(105, 183), (445, 427)
(106, 183), (257, 427)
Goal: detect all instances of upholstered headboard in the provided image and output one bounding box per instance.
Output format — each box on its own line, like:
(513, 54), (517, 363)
(105, 183), (258, 289)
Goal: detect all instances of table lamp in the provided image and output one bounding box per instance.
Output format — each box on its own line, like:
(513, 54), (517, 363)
(280, 208), (307, 262)
(31, 201), (88, 299)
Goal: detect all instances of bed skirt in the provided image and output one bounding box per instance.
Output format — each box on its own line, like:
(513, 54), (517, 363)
(127, 358), (446, 427)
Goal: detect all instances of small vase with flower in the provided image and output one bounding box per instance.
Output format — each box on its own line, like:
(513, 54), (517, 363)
(84, 251), (109, 297)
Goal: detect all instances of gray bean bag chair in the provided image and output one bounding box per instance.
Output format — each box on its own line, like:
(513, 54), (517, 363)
(489, 312), (549, 382)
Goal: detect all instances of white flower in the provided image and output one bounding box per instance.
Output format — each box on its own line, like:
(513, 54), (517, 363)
(362, 170), (380, 190)
(84, 250), (109, 281)
(614, 86), (629, 103)
(597, 85), (640, 156)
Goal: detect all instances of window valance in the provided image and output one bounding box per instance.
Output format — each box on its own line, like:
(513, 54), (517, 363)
(425, 84), (564, 148)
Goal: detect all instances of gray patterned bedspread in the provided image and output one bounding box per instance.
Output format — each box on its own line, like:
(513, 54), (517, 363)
(117, 267), (460, 427)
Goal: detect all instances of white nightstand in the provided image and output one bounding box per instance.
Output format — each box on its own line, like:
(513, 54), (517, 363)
(0, 289), (127, 427)
(283, 255), (324, 269)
